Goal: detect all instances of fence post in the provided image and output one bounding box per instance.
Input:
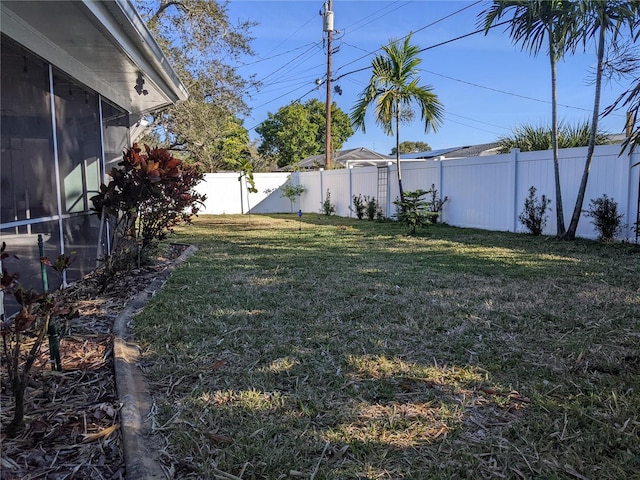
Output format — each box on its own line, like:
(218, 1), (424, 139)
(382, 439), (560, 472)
(320, 169), (324, 212)
(629, 150), (640, 242)
(510, 148), (520, 232)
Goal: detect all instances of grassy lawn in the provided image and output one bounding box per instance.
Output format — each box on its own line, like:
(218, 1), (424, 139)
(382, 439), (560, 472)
(134, 214), (639, 479)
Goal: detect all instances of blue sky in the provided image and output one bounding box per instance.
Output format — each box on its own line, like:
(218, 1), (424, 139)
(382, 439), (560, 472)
(227, 0), (635, 155)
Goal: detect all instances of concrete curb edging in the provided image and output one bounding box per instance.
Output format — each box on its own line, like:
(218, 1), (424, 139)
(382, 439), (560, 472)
(113, 245), (198, 480)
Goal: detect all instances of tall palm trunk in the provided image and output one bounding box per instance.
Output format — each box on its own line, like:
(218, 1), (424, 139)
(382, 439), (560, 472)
(549, 36), (566, 236)
(565, 23), (606, 239)
(395, 104), (404, 203)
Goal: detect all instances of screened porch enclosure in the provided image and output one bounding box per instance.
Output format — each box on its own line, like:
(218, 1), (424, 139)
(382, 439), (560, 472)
(1, 36), (130, 314)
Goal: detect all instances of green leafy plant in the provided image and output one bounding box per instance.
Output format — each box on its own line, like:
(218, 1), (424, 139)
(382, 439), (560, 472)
(393, 189), (438, 234)
(322, 189), (336, 216)
(366, 196), (379, 221)
(280, 176), (306, 213)
(1, 243), (76, 437)
(352, 194), (366, 219)
(585, 194), (624, 241)
(91, 144), (206, 276)
(519, 186), (551, 236)
(427, 184), (448, 223)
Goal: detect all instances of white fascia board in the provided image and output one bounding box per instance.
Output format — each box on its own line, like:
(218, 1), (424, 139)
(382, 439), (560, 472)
(82, 0), (188, 104)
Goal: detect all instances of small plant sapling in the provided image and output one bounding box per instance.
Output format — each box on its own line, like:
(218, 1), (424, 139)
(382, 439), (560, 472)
(585, 194), (623, 241)
(366, 196), (379, 221)
(352, 194), (366, 219)
(519, 186), (551, 236)
(280, 176), (306, 213)
(393, 189), (438, 234)
(322, 189), (336, 216)
(427, 184), (448, 223)
(1, 244), (77, 437)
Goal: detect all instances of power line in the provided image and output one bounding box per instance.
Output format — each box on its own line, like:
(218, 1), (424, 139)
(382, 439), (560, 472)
(247, 1), (489, 127)
(333, 0), (484, 77)
(421, 69), (596, 114)
(239, 42), (320, 69)
(445, 112), (511, 131)
(340, 1), (414, 35)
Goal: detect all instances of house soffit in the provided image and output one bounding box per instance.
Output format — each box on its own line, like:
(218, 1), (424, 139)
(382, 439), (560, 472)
(0, 0), (187, 115)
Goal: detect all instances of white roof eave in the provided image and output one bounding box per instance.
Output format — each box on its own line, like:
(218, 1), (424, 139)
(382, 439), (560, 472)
(0, 0), (188, 115)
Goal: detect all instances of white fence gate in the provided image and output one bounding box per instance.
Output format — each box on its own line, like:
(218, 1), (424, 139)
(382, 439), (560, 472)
(194, 144), (640, 241)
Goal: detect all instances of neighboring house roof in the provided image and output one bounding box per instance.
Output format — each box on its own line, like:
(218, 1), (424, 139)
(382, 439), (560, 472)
(0, 0), (188, 118)
(297, 147), (393, 170)
(400, 142), (502, 160)
(293, 143), (503, 171)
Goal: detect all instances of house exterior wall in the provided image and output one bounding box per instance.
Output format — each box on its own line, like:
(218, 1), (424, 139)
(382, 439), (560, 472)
(196, 143), (639, 242)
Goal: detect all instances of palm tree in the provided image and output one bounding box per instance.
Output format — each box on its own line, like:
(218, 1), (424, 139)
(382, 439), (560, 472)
(350, 34), (443, 203)
(564, 0), (640, 239)
(480, 0), (576, 237)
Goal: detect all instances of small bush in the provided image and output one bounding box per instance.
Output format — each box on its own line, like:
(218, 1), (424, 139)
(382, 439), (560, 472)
(352, 194), (366, 219)
(427, 184), (448, 223)
(519, 186), (551, 236)
(393, 189), (438, 234)
(91, 144), (206, 276)
(585, 194), (623, 241)
(366, 196), (379, 221)
(322, 189), (336, 216)
(1, 244), (77, 437)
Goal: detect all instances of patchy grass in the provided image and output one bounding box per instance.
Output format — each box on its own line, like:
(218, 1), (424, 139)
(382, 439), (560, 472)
(135, 214), (639, 479)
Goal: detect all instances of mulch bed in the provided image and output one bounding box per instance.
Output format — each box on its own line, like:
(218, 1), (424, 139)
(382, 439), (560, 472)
(1, 245), (187, 479)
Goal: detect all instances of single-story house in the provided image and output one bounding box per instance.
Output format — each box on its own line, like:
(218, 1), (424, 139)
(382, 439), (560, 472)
(293, 143), (503, 171)
(399, 142), (501, 160)
(296, 147), (393, 170)
(1, 0), (187, 312)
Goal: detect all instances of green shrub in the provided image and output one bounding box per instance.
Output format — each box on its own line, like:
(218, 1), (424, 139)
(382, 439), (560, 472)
(585, 194), (623, 241)
(352, 194), (366, 219)
(91, 144), (206, 276)
(519, 186), (551, 236)
(366, 196), (380, 221)
(322, 189), (336, 216)
(393, 189), (438, 234)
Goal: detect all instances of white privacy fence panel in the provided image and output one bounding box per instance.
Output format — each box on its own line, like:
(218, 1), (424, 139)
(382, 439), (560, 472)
(441, 154), (515, 231)
(196, 172), (291, 214)
(297, 171), (322, 214)
(197, 144), (639, 241)
(350, 167), (381, 217)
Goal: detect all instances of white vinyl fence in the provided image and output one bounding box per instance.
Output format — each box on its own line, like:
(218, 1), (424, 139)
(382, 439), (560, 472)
(194, 144), (640, 241)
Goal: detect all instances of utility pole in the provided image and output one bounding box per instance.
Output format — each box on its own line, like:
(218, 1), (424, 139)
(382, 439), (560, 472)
(323, 0), (334, 170)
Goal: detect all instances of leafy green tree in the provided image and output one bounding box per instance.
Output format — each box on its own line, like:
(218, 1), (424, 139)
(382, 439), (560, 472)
(133, 1), (257, 174)
(256, 99), (353, 170)
(391, 141), (431, 155)
(256, 103), (319, 170)
(565, 0), (640, 239)
(497, 121), (610, 152)
(480, 0), (577, 236)
(351, 34), (444, 203)
(306, 99), (354, 158)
